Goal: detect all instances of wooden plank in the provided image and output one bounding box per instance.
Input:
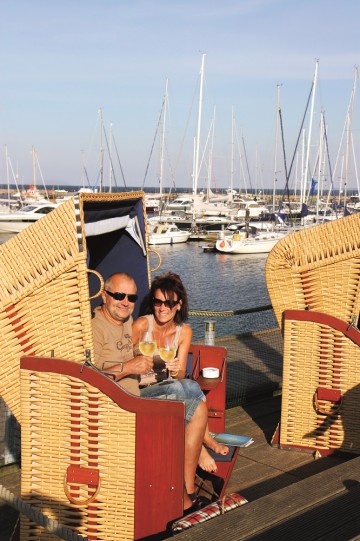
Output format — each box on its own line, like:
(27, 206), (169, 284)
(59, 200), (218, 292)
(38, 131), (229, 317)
(166, 456), (360, 540)
(0, 395), (355, 541)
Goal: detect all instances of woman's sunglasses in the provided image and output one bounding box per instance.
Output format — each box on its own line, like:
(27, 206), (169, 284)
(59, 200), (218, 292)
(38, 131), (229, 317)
(105, 290), (138, 303)
(152, 297), (179, 309)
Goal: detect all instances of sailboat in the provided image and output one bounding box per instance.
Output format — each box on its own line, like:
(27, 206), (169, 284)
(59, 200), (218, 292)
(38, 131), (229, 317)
(0, 147), (58, 234)
(15, 147), (51, 205)
(215, 224), (287, 254)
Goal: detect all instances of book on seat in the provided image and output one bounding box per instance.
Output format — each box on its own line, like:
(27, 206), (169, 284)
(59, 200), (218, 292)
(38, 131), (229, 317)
(210, 432), (254, 447)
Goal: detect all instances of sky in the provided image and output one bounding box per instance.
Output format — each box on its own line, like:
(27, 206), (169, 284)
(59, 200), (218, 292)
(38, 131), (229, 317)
(1, 0), (360, 194)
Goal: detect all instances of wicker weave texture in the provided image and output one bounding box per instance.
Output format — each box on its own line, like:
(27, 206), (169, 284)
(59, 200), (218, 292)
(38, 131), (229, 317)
(281, 317), (360, 453)
(266, 213), (360, 327)
(20, 369), (136, 540)
(0, 191), (148, 421)
(0, 197), (95, 421)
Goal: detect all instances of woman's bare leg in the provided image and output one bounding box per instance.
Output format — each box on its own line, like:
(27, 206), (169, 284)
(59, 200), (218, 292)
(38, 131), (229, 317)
(198, 427), (230, 473)
(183, 400), (207, 510)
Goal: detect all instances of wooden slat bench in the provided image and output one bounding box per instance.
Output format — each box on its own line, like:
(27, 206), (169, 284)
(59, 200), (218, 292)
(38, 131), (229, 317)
(167, 455), (360, 540)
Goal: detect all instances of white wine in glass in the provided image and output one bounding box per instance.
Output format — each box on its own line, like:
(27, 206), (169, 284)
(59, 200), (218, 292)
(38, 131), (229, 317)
(158, 346), (176, 363)
(159, 335), (177, 378)
(139, 330), (157, 356)
(139, 340), (156, 356)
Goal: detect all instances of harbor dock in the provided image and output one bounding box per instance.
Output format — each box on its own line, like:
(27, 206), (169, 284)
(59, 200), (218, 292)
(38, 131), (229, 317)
(1, 331), (359, 540)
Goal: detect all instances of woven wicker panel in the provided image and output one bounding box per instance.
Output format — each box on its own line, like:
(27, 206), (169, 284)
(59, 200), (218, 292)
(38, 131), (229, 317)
(20, 368), (136, 541)
(266, 213), (360, 327)
(0, 197), (93, 421)
(0, 191), (148, 421)
(281, 316), (360, 453)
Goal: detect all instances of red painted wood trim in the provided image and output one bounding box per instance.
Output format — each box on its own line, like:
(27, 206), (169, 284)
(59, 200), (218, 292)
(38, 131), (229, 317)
(21, 355), (186, 539)
(134, 412), (184, 538)
(284, 310), (360, 346)
(20, 355), (184, 418)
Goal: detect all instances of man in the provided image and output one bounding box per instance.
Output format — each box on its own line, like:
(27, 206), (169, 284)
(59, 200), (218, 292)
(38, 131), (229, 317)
(92, 272), (208, 513)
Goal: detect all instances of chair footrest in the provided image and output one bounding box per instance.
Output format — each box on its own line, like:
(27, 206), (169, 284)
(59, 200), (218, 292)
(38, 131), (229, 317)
(206, 445), (237, 463)
(171, 493), (248, 534)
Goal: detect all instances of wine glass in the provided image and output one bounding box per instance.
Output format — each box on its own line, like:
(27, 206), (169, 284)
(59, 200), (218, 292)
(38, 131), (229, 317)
(159, 335), (177, 379)
(138, 330), (157, 357)
(138, 330), (157, 386)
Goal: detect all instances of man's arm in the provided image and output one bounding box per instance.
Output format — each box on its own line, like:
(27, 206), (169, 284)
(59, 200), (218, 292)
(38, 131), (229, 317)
(92, 317), (153, 382)
(103, 356), (154, 382)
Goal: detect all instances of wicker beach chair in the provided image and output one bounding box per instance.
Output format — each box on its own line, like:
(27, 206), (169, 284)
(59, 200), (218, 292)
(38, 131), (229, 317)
(20, 354), (185, 540)
(266, 213), (360, 455)
(0, 191), (150, 422)
(0, 192), (162, 539)
(0, 191), (240, 539)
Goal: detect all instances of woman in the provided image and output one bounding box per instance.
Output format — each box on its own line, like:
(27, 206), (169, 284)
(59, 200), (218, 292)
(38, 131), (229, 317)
(133, 271), (229, 473)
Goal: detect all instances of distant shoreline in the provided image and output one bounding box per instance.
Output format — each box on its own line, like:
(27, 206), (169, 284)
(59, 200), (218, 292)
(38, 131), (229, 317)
(0, 183), (355, 200)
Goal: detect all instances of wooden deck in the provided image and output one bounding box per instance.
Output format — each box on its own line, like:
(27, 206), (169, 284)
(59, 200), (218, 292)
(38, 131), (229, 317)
(1, 333), (360, 540)
(1, 395), (359, 540)
(166, 395), (360, 541)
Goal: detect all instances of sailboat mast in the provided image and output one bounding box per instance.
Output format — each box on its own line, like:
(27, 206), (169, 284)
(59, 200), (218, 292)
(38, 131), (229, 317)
(32, 146), (37, 191)
(159, 77), (168, 200)
(99, 107), (104, 192)
(304, 60), (319, 202)
(230, 107), (235, 201)
(272, 84), (281, 212)
(316, 111), (325, 221)
(5, 145), (10, 209)
(207, 106), (216, 200)
(109, 122), (113, 193)
(193, 53), (206, 213)
(344, 66), (358, 206)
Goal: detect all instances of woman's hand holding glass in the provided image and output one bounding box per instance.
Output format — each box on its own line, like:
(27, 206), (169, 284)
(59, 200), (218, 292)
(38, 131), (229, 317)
(159, 335), (178, 378)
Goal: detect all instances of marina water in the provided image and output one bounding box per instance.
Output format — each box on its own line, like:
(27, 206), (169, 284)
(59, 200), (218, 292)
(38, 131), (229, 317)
(149, 242), (277, 341)
(0, 233), (276, 342)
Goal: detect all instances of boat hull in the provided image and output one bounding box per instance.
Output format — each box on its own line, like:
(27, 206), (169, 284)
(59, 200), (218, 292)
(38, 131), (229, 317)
(0, 203), (58, 233)
(0, 216), (45, 233)
(216, 233), (285, 254)
(148, 233), (190, 245)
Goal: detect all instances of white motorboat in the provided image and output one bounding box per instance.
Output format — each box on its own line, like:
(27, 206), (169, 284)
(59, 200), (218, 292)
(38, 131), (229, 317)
(164, 196), (194, 213)
(234, 199), (271, 220)
(0, 202), (59, 234)
(148, 222), (191, 245)
(215, 227), (287, 254)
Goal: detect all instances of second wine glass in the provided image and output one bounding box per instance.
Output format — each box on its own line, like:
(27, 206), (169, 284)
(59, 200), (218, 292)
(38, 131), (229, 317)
(159, 335), (177, 378)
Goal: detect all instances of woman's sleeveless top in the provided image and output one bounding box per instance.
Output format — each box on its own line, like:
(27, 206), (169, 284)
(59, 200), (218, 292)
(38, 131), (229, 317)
(139, 315), (182, 387)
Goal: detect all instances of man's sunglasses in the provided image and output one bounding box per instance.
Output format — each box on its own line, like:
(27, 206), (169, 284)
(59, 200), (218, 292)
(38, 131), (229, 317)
(105, 290), (138, 303)
(152, 297), (179, 309)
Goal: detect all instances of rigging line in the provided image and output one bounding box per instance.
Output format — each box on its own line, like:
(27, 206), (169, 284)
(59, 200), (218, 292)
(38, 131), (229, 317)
(34, 152), (50, 200)
(164, 141), (177, 191)
(173, 76), (198, 178)
(235, 125), (247, 194)
(112, 133), (127, 188)
(142, 96), (166, 190)
(102, 125), (118, 188)
(279, 79), (314, 210)
(323, 114), (335, 197)
(0, 484), (88, 541)
(242, 134), (252, 190)
(83, 165), (93, 189)
(189, 304), (273, 317)
(279, 106), (298, 219)
(7, 157), (23, 208)
(321, 135), (337, 220)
